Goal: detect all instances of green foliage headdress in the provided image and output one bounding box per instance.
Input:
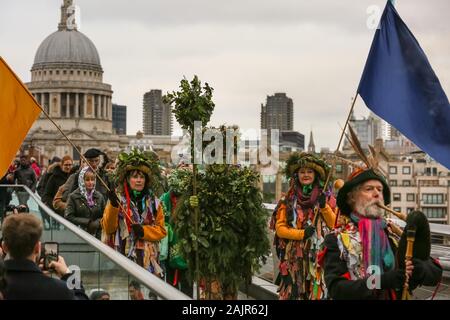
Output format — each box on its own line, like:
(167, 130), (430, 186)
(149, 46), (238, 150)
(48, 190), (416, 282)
(284, 152), (330, 181)
(115, 148), (163, 195)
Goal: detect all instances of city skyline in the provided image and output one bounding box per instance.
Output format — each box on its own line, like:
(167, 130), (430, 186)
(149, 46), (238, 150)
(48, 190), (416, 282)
(1, 0), (449, 150)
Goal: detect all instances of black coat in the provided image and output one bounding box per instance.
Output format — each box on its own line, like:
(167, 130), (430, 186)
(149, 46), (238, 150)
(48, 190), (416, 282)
(42, 166), (70, 209)
(323, 233), (442, 300)
(37, 162), (59, 197)
(14, 165), (37, 192)
(2, 259), (88, 300)
(65, 188), (105, 236)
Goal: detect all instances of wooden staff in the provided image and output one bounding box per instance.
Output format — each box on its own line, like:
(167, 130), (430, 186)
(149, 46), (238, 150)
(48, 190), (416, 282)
(401, 228), (416, 300)
(312, 95), (358, 228)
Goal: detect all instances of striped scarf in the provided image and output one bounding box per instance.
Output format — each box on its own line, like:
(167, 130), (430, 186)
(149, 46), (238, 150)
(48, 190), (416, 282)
(350, 213), (395, 276)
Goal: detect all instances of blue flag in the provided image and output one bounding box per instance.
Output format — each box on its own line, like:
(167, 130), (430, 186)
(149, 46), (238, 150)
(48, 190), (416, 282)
(358, 1), (450, 169)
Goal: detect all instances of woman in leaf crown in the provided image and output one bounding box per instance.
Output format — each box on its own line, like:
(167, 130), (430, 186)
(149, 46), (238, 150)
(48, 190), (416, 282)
(101, 148), (167, 276)
(271, 152), (337, 300)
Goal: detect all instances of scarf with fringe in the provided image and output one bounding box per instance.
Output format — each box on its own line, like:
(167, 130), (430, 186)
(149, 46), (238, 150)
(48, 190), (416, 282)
(350, 213), (395, 276)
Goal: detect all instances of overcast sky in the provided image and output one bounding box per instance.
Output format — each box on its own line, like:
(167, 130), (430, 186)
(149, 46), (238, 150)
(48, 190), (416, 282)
(1, 0), (449, 150)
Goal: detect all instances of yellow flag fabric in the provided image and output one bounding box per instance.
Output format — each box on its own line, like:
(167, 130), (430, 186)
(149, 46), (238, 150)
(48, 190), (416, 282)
(0, 57), (41, 176)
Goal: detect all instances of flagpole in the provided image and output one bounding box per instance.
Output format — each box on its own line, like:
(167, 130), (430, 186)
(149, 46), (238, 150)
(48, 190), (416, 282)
(0, 56), (116, 206)
(323, 93), (359, 190)
(313, 93), (359, 227)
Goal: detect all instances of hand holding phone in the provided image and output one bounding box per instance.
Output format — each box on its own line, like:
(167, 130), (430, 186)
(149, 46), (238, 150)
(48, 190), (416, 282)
(42, 242), (59, 270)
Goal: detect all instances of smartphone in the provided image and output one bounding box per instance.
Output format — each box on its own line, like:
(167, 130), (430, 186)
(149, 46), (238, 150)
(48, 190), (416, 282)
(43, 242), (59, 270)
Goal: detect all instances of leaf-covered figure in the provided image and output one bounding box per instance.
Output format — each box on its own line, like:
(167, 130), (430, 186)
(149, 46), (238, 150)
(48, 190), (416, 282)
(174, 165), (270, 299)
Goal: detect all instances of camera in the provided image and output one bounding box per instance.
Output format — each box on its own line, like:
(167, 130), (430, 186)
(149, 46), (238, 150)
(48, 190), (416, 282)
(41, 242), (59, 270)
(5, 204), (29, 215)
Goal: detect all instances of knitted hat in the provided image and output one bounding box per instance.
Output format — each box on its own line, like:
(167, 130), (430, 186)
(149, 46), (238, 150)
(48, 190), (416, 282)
(336, 168), (390, 216)
(284, 152), (329, 181)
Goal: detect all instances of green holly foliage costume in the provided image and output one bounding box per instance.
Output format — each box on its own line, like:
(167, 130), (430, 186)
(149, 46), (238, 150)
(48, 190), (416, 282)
(174, 165), (270, 299)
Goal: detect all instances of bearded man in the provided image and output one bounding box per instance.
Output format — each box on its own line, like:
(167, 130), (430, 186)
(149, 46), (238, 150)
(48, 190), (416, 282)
(323, 168), (442, 300)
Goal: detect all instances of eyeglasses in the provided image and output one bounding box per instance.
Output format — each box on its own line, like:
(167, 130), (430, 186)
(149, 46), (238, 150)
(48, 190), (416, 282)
(63, 163), (73, 167)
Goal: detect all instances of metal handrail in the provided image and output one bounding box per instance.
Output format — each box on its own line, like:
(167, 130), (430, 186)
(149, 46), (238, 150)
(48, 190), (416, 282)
(0, 184), (190, 300)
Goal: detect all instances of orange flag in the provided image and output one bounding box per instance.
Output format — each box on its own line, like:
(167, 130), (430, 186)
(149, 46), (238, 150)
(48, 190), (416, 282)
(0, 57), (41, 176)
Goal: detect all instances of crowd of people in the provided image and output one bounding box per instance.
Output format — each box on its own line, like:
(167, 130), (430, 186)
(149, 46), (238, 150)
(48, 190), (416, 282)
(0, 146), (444, 300)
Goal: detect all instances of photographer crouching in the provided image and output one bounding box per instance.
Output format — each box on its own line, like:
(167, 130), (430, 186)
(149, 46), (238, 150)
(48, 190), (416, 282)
(0, 214), (88, 299)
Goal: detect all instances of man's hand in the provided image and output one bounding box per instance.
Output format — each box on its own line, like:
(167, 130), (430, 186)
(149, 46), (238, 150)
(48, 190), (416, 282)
(40, 256), (70, 278)
(386, 219), (403, 237)
(405, 259), (414, 280)
(189, 196), (199, 208)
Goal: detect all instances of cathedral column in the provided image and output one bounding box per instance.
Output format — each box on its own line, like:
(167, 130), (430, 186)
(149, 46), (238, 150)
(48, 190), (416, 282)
(66, 93), (70, 118)
(75, 92), (79, 117)
(106, 97), (112, 120)
(94, 94), (101, 118)
(84, 94), (88, 118)
(106, 96), (110, 119)
(57, 92), (62, 117)
(98, 95), (105, 119)
(102, 95), (106, 119)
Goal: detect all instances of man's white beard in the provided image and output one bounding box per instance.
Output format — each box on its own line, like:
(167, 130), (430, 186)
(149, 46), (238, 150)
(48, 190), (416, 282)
(355, 199), (384, 218)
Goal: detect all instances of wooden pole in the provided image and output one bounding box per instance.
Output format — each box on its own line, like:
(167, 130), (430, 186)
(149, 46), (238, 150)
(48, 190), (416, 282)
(313, 94), (358, 227)
(323, 94), (359, 190)
(191, 132), (201, 300)
(402, 228), (416, 300)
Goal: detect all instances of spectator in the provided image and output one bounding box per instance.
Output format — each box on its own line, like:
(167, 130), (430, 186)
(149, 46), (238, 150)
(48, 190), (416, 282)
(128, 280), (144, 300)
(42, 156), (73, 213)
(0, 214), (88, 299)
(36, 156), (61, 199)
(0, 172), (14, 223)
(90, 289), (110, 300)
(104, 162), (116, 174)
(30, 157), (41, 180)
(67, 148), (110, 197)
(37, 156), (64, 229)
(8, 159), (19, 173)
(148, 290), (158, 300)
(65, 167), (105, 238)
(53, 148), (109, 214)
(13, 156), (37, 206)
